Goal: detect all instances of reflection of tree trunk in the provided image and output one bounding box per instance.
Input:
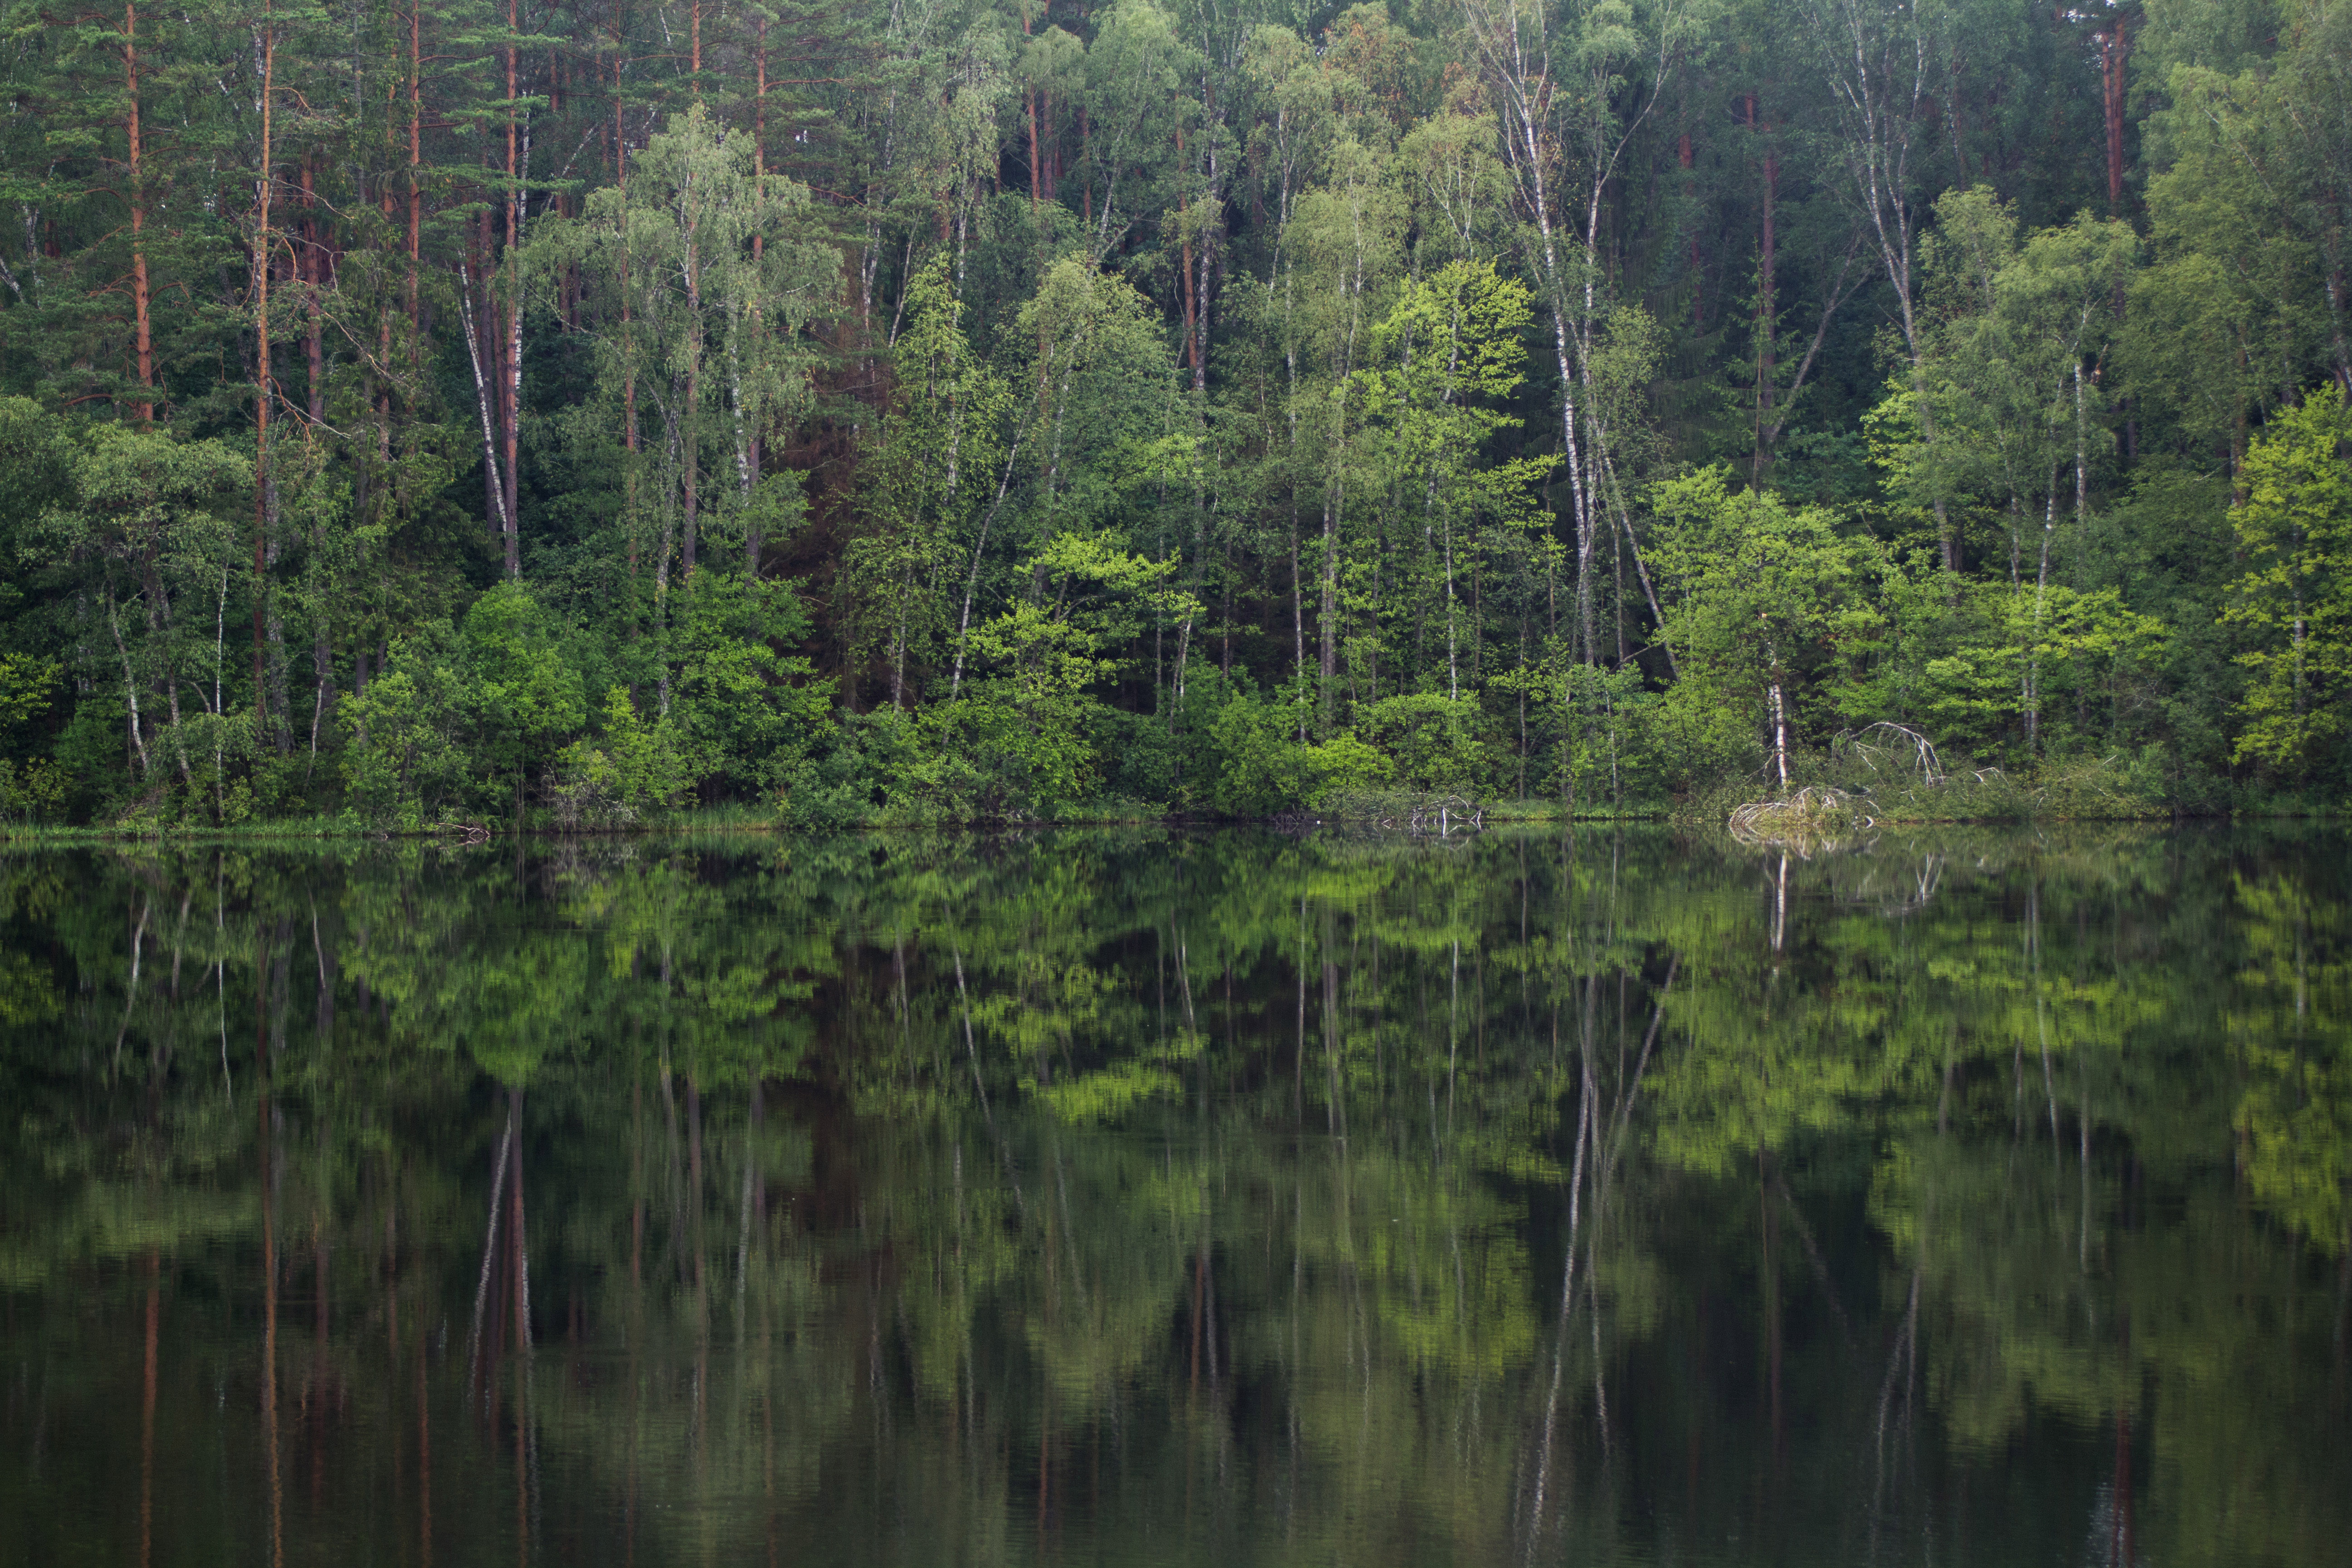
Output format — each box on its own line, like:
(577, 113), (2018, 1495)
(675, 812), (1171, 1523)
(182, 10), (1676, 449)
(2110, 1411), (2133, 1567)
(311, 1212), (329, 1503)
(1524, 1070), (1594, 1557)
(1869, 1265), (1922, 1553)
(1771, 1171), (1853, 1343)
(687, 1074), (705, 1302)
(1762, 1151), (1784, 1468)
(417, 1329), (433, 1568)
(502, 1084), (534, 1560)
(631, 1083), (644, 1288)
(260, 943), (283, 1568)
(738, 1082), (760, 1310)
(467, 1105), (515, 1387)
(2331, 1239), (2347, 1404)
(1294, 902), (1307, 1114)
(510, 1088), (530, 1356)
(1190, 1239), (1205, 1393)
(1322, 958), (1340, 1138)
(1771, 855), (1789, 954)
(141, 1253), (158, 1568)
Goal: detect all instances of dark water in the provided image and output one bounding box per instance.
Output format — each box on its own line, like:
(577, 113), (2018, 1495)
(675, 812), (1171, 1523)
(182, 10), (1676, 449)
(2, 825), (2346, 1568)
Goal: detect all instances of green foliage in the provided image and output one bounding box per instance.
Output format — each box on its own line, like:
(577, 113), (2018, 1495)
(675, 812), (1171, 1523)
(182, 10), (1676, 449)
(1205, 678), (1392, 813)
(1646, 466), (1886, 772)
(2224, 385), (2352, 780)
(5, 825), (2350, 1564)
(339, 621), (476, 827)
(0, 0), (2336, 823)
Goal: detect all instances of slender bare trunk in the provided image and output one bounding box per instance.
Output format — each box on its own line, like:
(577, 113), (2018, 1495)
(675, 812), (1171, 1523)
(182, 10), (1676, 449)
(457, 260), (513, 544)
(1768, 661), (1789, 789)
(502, 16), (525, 577)
(106, 581), (152, 780)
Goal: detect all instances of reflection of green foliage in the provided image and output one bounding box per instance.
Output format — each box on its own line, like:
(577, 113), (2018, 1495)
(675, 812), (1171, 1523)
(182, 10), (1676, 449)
(2230, 871), (2352, 1250)
(1, 826), (2348, 1568)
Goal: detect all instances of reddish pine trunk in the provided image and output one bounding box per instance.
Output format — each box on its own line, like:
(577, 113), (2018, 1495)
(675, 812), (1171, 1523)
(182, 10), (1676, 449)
(501, 0), (521, 574)
(2102, 18), (2130, 212)
(1750, 95), (1777, 485)
(126, 3), (154, 422)
(302, 156), (324, 426)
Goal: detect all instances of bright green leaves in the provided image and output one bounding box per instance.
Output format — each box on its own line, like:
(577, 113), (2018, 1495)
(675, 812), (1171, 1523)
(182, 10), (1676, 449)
(1646, 465), (1886, 774)
(0, 653), (57, 738)
(2223, 384), (2352, 778)
(849, 255), (1006, 707)
(1899, 189), (2135, 536)
(549, 103), (829, 586)
(1343, 260), (1558, 724)
(939, 534), (1196, 818)
(339, 620), (476, 828)
(1205, 679), (1393, 814)
(341, 583), (581, 826)
(1917, 582), (2168, 757)
(2131, 3), (2352, 451)
(342, 570), (826, 826)
(548, 686), (686, 827)
(28, 419), (250, 810)
(464, 579), (588, 767)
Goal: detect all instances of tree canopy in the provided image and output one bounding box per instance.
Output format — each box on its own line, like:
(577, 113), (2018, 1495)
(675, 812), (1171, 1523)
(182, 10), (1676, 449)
(2, 0), (2349, 824)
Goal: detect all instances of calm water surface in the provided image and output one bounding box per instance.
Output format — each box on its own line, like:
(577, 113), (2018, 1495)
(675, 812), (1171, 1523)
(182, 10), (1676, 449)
(2, 825), (2346, 1567)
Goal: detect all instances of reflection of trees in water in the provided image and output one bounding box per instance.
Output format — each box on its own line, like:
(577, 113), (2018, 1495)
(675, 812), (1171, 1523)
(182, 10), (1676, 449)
(0, 827), (2346, 1565)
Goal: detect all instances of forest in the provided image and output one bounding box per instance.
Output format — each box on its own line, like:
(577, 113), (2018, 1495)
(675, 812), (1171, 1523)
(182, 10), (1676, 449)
(0, 0), (2347, 827)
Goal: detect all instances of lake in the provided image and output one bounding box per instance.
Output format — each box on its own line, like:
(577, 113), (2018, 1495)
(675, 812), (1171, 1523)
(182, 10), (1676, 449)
(1, 825), (2345, 1567)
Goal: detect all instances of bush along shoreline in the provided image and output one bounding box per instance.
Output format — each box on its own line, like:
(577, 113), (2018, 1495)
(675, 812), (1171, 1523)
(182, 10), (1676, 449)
(4, 740), (2307, 846)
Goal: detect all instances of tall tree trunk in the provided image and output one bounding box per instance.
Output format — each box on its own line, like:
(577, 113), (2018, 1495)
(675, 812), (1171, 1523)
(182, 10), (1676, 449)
(1749, 97), (1778, 486)
(302, 155), (324, 426)
(105, 580), (152, 780)
(612, 21), (639, 581)
(407, 2), (421, 357)
(305, 147), (332, 769)
(502, 5), (524, 576)
(458, 254), (512, 547)
(125, 2), (154, 423)
(252, 7), (274, 744)
(2101, 17), (2129, 212)
(683, 253), (700, 583)
(748, 46), (769, 576)
(1024, 4), (1041, 217)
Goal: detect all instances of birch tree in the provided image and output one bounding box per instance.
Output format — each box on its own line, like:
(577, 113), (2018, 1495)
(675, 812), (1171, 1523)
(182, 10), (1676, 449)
(551, 105), (829, 698)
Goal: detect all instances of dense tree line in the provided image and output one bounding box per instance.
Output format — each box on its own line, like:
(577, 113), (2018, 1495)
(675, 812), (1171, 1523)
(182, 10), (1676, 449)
(0, 0), (2347, 825)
